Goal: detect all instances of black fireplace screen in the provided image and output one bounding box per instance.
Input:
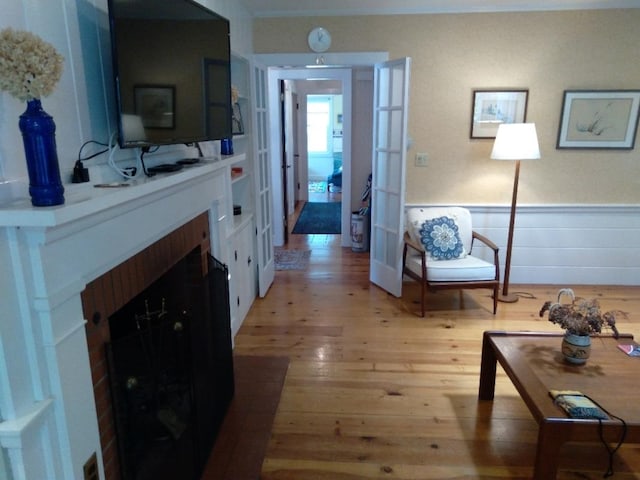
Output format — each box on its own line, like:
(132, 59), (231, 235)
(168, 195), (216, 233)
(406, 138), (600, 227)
(106, 253), (233, 480)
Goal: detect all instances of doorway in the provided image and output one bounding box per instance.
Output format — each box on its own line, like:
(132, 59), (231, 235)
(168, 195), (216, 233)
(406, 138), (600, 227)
(306, 93), (343, 206)
(278, 82), (344, 239)
(268, 68), (353, 247)
(281, 82), (345, 239)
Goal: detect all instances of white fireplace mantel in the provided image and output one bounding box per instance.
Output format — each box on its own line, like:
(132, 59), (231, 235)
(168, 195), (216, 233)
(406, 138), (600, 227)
(0, 158), (231, 479)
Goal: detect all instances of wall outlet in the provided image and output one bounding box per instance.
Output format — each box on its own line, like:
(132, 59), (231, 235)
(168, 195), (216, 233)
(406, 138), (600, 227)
(415, 152), (428, 167)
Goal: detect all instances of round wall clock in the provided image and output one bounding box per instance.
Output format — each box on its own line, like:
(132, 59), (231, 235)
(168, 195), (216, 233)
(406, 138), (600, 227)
(307, 27), (331, 53)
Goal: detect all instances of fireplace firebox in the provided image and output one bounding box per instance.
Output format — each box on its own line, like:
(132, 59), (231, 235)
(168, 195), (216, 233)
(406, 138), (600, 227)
(106, 252), (233, 479)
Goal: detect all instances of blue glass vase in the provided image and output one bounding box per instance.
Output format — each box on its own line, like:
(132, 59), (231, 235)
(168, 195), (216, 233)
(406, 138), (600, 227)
(19, 99), (65, 206)
(220, 138), (233, 155)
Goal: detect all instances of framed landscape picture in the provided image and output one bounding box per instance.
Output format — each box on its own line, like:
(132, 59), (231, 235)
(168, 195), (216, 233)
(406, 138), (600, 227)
(134, 85), (175, 129)
(557, 90), (640, 149)
(470, 89), (528, 138)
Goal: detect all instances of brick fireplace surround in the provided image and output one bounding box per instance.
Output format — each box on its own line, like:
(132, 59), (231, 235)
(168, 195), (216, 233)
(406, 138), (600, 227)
(0, 160), (228, 479)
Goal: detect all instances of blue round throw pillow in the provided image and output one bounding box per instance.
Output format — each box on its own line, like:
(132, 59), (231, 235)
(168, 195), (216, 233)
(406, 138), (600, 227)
(419, 216), (464, 260)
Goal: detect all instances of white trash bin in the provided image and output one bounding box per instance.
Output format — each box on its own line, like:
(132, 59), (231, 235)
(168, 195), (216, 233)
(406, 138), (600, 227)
(351, 212), (370, 252)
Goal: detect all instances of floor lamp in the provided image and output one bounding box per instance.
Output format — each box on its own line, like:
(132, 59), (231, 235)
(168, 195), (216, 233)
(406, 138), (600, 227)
(490, 123), (540, 303)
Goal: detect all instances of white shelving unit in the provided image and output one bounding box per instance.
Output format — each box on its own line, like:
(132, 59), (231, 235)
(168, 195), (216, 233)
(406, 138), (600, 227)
(224, 53), (258, 336)
(213, 53), (274, 336)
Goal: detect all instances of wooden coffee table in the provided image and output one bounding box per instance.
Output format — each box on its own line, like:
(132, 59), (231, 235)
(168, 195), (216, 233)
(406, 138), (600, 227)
(478, 330), (639, 479)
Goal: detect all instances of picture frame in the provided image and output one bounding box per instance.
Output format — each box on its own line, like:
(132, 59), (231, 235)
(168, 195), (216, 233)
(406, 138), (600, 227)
(134, 85), (175, 129)
(232, 102), (244, 135)
(470, 89), (528, 138)
(556, 90), (640, 149)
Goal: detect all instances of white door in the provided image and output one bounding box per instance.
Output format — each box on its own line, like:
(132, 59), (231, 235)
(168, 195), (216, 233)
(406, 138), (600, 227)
(292, 93), (300, 206)
(369, 58), (411, 297)
(283, 83), (296, 216)
(252, 62), (275, 296)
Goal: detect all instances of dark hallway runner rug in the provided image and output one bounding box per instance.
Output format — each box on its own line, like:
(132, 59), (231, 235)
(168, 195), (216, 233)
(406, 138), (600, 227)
(292, 201), (341, 234)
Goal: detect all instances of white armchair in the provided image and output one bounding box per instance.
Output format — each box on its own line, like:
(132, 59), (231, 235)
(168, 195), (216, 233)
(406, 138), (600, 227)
(403, 207), (499, 316)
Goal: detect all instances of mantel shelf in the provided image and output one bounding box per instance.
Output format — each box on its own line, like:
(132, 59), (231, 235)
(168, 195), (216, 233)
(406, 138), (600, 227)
(0, 158), (227, 229)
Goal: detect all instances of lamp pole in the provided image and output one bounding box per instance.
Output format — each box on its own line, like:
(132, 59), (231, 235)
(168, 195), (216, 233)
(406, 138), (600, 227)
(500, 159), (520, 303)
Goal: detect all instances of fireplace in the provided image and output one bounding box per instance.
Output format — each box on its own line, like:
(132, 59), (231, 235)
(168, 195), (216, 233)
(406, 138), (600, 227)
(82, 214), (233, 480)
(0, 161), (231, 479)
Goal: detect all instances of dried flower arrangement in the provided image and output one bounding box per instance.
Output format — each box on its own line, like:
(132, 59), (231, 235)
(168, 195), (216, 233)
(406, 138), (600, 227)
(0, 28), (63, 101)
(539, 288), (626, 337)
(231, 84), (239, 104)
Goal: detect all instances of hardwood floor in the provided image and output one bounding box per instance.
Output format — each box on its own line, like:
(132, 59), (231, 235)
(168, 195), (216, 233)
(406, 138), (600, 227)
(230, 202), (640, 479)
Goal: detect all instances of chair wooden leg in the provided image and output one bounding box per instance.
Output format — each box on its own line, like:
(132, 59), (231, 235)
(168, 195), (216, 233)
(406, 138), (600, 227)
(492, 285), (498, 314)
(421, 282), (426, 317)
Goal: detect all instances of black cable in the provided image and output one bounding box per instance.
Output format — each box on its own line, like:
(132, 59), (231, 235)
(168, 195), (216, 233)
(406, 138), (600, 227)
(598, 414), (627, 478)
(140, 147), (153, 177)
(576, 394), (627, 478)
(186, 142), (204, 157)
(73, 139), (113, 183)
(78, 139), (110, 162)
(552, 392), (627, 477)
(510, 291), (536, 300)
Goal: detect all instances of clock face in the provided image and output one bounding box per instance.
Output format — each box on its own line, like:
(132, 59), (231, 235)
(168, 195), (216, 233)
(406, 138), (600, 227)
(308, 27), (331, 53)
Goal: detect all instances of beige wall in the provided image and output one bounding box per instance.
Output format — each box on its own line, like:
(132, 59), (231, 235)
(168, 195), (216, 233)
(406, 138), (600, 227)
(254, 9), (640, 205)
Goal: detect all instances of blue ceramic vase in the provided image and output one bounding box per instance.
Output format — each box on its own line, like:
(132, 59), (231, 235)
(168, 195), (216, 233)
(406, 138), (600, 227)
(561, 332), (591, 365)
(19, 99), (65, 206)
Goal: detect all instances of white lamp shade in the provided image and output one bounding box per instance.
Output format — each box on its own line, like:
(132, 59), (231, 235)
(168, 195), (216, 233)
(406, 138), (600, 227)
(490, 123), (540, 160)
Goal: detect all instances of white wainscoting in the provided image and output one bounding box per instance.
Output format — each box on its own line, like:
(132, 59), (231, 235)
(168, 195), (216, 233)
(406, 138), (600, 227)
(405, 204), (640, 286)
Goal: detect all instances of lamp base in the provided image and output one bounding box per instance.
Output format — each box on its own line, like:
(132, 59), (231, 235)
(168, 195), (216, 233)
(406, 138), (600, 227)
(497, 292), (519, 303)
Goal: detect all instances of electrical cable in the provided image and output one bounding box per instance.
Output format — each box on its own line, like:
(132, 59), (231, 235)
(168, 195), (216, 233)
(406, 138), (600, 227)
(78, 140), (110, 162)
(139, 147), (152, 177)
(107, 132), (140, 180)
(509, 292), (536, 300)
(73, 139), (113, 183)
(598, 413), (627, 478)
(554, 393), (627, 478)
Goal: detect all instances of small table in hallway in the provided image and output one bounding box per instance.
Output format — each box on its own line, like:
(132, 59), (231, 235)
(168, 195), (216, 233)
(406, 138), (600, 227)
(478, 330), (640, 479)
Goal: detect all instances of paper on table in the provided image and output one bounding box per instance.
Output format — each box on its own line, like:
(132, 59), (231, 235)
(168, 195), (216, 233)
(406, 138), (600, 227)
(617, 344), (640, 356)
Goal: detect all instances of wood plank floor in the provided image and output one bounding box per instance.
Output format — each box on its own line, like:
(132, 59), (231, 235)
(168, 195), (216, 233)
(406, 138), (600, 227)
(231, 201), (640, 480)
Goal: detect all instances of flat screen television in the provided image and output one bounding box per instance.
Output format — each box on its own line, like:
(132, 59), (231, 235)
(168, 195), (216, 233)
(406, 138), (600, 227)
(107, 0), (232, 148)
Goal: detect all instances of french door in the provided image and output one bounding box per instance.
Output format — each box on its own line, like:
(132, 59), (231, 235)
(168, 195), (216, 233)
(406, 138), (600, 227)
(252, 61), (275, 296)
(369, 58), (411, 297)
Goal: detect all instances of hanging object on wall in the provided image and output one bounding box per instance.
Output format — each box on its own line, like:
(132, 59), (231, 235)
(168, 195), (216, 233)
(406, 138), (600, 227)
(308, 27), (332, 53)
